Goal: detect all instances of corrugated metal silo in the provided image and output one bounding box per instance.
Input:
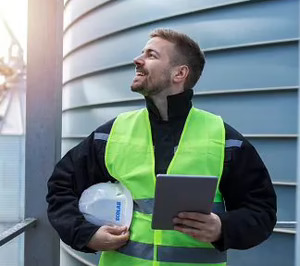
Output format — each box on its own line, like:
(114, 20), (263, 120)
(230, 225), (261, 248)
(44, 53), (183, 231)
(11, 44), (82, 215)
(62, 0), (299, 265)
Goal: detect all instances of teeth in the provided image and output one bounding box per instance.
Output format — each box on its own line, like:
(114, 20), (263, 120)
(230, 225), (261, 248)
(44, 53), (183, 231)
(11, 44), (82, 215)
(136, 71), (146, 76)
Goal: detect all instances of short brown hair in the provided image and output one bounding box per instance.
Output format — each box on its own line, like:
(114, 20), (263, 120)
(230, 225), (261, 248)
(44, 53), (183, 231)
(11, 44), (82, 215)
(150, 28), (205, 90)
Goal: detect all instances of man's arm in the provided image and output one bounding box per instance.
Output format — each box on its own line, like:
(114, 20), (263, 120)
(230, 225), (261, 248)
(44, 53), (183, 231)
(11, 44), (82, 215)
(214, 130), (277, 251)
(173, 124), (277, 251)
(46, 119), (126, 252)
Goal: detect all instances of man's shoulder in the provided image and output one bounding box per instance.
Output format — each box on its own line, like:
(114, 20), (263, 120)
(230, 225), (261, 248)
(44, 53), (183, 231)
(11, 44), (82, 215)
(94, 118), (116, 134)
(223, 122), (249, 150)
(193, 108), (244, 142)
(224, 123), (244, 141)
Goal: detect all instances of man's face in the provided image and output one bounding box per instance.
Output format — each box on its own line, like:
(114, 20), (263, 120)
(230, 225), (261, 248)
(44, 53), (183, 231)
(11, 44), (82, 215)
(131, 37), (176, 96)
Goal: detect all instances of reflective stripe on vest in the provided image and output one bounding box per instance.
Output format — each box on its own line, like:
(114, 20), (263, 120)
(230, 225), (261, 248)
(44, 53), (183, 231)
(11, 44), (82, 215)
(118, 240), (227, 263)
(102, 107), (226, 266)
(134, 199), (225, 215)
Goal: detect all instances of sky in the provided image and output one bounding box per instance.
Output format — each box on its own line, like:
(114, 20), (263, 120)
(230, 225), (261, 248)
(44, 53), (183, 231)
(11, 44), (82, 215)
(0, 0), (28, 61)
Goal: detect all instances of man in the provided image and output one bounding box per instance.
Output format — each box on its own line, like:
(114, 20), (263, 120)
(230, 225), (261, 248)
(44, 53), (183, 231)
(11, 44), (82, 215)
(47, 29), (276, 265)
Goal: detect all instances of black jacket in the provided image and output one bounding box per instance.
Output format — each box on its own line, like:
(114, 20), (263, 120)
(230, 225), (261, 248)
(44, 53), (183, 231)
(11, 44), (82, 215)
(46, 89), (277, 252)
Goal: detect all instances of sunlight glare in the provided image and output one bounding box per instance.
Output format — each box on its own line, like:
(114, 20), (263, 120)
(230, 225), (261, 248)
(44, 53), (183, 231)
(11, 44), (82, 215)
(0, 0), (28, 60)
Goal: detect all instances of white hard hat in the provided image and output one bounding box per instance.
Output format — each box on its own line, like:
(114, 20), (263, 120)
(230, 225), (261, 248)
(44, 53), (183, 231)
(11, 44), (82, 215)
(79, 182), (133, 227)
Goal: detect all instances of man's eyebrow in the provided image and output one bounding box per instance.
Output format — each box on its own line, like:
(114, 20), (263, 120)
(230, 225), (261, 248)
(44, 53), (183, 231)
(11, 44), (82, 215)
(142, 48), (160, 56)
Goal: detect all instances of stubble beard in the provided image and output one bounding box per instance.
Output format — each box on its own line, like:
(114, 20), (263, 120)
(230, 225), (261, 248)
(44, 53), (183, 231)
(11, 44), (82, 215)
(131, 71), (172, 97)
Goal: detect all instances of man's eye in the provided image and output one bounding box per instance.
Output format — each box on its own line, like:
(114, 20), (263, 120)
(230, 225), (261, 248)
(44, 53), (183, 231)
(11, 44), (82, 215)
(149, 54), (156, 58)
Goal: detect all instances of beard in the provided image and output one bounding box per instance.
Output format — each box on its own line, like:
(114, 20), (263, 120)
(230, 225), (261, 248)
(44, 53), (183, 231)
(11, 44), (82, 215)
(131, 69), (172, 96)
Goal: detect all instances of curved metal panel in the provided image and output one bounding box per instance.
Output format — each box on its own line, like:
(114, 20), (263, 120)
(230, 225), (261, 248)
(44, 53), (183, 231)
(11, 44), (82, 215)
(63, 0), (298, 57)
(62, 66), (141, 110)
(64, 0), (261, 32)
(194, 91), (297, 135)
(63, 43), (298, 109)
(198, 43), (298, 92)
(228, 233), (295, 266)
(64, 0), (114, 31)
(62, 90), (297, 136)
(63, 42), (298, 88)
(62, 101), (144, 136)
(61, 242), (99, 266)
(248, 138), (297, 183)
(274, 185), (295, 221)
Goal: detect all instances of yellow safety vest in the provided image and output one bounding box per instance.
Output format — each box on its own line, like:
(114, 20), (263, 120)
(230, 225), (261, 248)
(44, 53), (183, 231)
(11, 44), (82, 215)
(101, 107), (226, 266)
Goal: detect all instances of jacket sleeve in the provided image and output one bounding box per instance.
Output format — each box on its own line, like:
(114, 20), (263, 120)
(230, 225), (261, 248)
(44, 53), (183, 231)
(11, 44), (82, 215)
(213, 127), (277, 251)
(46, 128), (115, 252)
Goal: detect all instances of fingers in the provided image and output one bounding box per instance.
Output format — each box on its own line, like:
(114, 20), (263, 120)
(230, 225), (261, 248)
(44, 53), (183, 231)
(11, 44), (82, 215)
(174, 225), (211, 242)
(105, 225), (129, 244)
(108, 231), (130, 250)
(173, 212), (211, 230)
(87, 225), (130, 251)
(105, 225), (128, 235)
(177, 212), (209, 222)
(173, 212), (222, 243)
(108, 230), (130, 243)
(173, 217), (205, 230)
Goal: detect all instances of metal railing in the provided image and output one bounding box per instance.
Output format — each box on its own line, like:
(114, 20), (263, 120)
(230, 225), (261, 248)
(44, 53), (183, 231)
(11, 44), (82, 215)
(0, 218), (37, 247)
(0, 217), (295, 266)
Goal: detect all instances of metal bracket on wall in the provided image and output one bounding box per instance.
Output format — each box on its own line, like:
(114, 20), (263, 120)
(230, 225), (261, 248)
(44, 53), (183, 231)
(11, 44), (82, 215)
(274, 221), (297, 234)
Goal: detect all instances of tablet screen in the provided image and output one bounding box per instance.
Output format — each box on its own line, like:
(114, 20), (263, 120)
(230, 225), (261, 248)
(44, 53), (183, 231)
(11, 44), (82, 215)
(151, 174), (218, 230)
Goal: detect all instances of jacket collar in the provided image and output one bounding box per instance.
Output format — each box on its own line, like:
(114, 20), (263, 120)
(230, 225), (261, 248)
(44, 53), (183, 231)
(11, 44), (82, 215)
(145, 89), (193, 121)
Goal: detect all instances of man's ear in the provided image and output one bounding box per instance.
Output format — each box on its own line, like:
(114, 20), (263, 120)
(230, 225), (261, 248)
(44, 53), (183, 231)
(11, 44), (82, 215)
(173, 65), (189, 84)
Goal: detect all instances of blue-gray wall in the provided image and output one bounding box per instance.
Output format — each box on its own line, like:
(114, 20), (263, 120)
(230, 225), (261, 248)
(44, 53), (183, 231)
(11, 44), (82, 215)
(0, 135), (25, 266)
(62, 0), (299, 265)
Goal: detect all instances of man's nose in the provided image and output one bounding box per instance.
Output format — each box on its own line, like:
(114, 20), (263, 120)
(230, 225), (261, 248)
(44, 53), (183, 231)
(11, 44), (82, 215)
(133, 55), (144, 66)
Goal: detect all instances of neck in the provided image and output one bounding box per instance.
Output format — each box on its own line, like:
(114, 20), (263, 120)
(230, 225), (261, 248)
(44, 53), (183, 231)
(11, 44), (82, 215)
(149, 87), (185, 121)
(150, 93), (168, 121)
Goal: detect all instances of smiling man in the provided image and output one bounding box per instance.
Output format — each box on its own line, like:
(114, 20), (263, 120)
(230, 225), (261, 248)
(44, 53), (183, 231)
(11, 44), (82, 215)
(131, 37), (176, 96)
(47, 29), (277, 266)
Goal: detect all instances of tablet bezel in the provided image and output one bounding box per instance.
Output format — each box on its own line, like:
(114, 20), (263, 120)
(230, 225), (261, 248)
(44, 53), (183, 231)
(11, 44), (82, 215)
(151, 174), (218, 230)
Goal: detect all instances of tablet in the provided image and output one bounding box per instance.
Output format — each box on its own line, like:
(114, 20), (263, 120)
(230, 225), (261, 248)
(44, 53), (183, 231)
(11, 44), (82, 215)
(151, 174), (218, 230)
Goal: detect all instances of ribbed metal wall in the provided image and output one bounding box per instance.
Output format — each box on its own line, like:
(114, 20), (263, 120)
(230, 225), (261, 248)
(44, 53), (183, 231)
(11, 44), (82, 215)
(0, 135), (25, 266)
(0, 136), (24, 220)
(62, 0), (299, 265)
